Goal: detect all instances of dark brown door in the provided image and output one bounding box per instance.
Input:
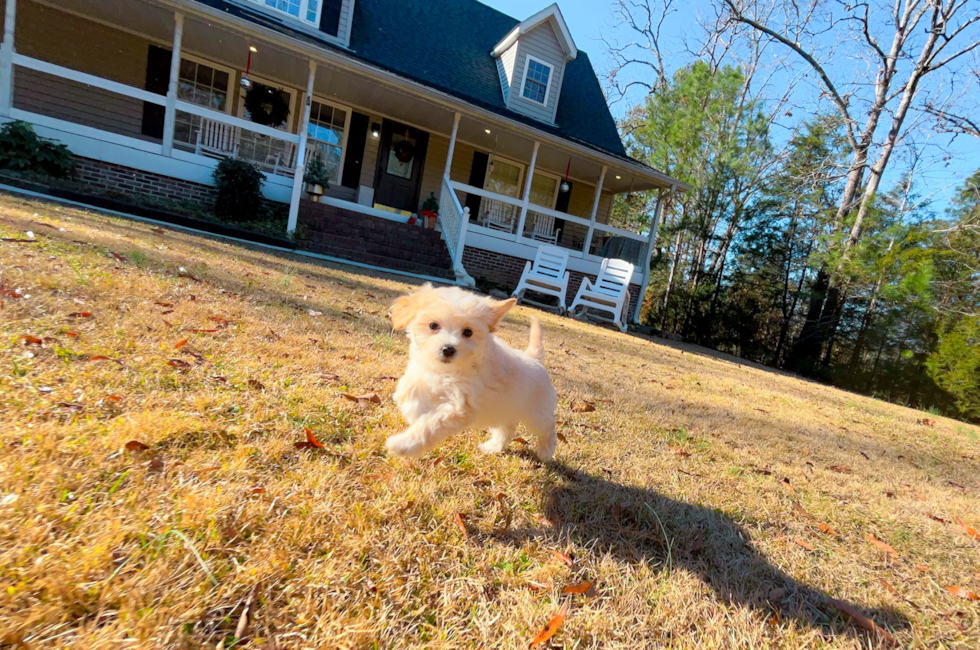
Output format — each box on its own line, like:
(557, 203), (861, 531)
(374, 120), (429, 213)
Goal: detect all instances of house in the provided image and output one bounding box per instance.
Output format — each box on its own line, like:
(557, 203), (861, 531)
(0, 0), (687, 323)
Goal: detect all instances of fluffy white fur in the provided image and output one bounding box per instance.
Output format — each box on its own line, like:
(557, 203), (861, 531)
(386, 284), (557, 461)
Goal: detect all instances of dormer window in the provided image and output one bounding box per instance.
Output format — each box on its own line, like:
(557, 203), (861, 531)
(254, 0), (322, 26)
(521, 57), (552, 105)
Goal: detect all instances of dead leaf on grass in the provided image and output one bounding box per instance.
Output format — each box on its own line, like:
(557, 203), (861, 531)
(828, 465), (852, 474)
(247, 379), (265, 390)
(20, 334), (43, 346)
(67, 312), (93, 318)
(247, 486), (266, 495)
(513, 437), (529, 445)
(879, 579), (898, 596)
(955, 518), (980, 541)
(550, 549), (574, 568)
(341, 392), (381, 404)
(818, 523), (842, 537)
(167, 359), (191, 369)
(174, 339), (188, 349)
(295, 427), (325, 450)
(668, 445), (692, 457)
(526, 580), (553, 592)
(793, 537), (814, 551)
(917, 418), (936, 427)
(562, 581), (593, 595)
(534, 513), (555, 528)
(571, 400), (595, 413)
(780, 478), (795, 493)
(926, 513), (950, 524)
(945, 586), (980, 601)
(915, 564), (929, 572)
(529, 601), (569, 649)
(865, 534), (900, 558)
(830, 598), (897, 646)
(556, 432), (567, 443)
(455, 513), (469, 542)
(791, 502), (814, 520)
(125, 440), (150, 452)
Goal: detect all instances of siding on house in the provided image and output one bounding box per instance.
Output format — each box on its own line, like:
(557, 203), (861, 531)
(496, 42), (518, 103)
(358, 113), (383, 190)
(336, 0), (355, 46)
(506, 22), (565, 124)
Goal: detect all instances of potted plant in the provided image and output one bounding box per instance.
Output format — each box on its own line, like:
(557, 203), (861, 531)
(421, 192), (439, 229)
(303, 151), (330, 201)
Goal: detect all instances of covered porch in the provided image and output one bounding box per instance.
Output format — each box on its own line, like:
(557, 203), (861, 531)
(0, 0), (682, 323)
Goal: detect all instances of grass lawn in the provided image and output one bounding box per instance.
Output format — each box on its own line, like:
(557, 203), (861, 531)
(1, 193), (979, 649)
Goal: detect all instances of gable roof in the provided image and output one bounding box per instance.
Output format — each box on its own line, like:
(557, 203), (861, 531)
(491, 3), (578, 61)
(188, 0), (629, 160)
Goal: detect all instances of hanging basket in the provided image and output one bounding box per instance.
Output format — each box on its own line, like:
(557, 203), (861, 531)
(243, 84), (290, 128)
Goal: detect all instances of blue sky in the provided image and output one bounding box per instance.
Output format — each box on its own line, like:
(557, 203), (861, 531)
(481, 0), (980, 215)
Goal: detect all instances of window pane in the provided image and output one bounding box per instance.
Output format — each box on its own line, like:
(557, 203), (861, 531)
(213, 70), (229, 92)
(196, 64), (212, 86)
(486, 159), (522, 198)
(522, 59), (551, 104)
(332, 108), (347, 129)
(530, 175), (558, 207)
(307, 0), (320, 23)
(179, 59), (195, 82)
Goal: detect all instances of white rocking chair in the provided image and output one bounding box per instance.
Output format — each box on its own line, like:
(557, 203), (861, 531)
(527, 212), (559, 244)
(569, 257), (635, 332)
(512, 244), (571, 313)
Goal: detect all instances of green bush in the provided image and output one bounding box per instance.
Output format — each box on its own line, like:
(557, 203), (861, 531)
(212, 157), (265, 222)
(0, 120), (75, 178)
(303, 151), (331, 187)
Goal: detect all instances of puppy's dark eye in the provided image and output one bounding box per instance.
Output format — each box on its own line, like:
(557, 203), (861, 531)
(462, 328), (473, 338)
(429, 322), (440, 331)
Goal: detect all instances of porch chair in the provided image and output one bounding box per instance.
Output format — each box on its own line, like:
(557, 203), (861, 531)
(568, 257), (635, 332)
(511, 244), (571, 313)
(195, 118), (239, 158)
(527, 212), (559, 244)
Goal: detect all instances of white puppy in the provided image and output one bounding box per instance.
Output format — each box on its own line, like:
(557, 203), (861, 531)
(386, 284), (557, 461)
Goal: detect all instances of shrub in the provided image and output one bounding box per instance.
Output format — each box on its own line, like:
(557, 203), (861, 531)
(212, 157), (264, 222)
(303, 151), (331, 188)
(0, 120), (75, 178)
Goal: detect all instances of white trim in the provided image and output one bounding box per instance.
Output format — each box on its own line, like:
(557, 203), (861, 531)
(516, 141), (540, 238)
(288, 60), (317, 234)
(0, 182), (454, 286)
(0, 0), (16, 116)
(490, 3), (577, 61)
(9, 108), (164, 153)
(519, 55), (553, 107)
(582, 165), (606, 255)
(162, 12), (184, 156)
(307, 95), (351, 186)
(176, 101), (300, 143)
(244, 0), (322, 28)
(12, 54), (167, 106)
(450, 180), (524, 208)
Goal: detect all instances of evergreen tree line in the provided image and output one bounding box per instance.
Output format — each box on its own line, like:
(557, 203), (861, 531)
(619, 61), (980, 423)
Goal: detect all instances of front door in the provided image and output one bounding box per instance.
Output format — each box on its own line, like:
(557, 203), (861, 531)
(374, 120), (429, 214)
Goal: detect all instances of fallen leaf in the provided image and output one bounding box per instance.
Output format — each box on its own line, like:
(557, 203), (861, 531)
(247, 379), (265, 390)
(793, 537), (814, 551)
(550, 550), (574, 568)
(211, 375), (227, 383)
(792, 502), (814, 520)
(167, 359), (191, 368)
(879, 578), (898, 596)
(945, 586), (979, 601)
(865, 534), (900, 558)
(955, 518), (980, 541)
(186, 328), (218, 333)
(125, 440), (150, 452)
(915, 564), (929, 572)
(174, 339), (188, 349)
(341, 392), (381, 404)
(562, 581), (592, 595)
(66, 331), (78, 337)
(556, 432), (567, 443)
(455, 513), (469, 541)
(571, 400), (595, 413)
(926, 513), (950, 524)
(668, 445), (692, 457)
(247, 486), (266, 495)
(103, 395), (122, 402)
(529, 601), (569, 649)
(194, 466), (221, 475)
(146, 456), (164, 471)
(295, 427), (325, 450)
(830, 598), (897, 646)
(818, 523), (842, 537)
(780, 477), (795, 493)
(20, 334), (43, 346)
(526, 580), (554, 592)
(154, 302), (174, 308)
(88, 355), (111, 362)
(917, 418), (936, 427)
(513, 437), (529, 445)
(828, 465), (852, 474)
(67, 312), (93, 318)
(754, 408), (770, 414)
(534, 513), (556, 527)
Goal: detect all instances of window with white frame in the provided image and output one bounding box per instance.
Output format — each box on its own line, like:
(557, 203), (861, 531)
(253, 0), (322, 25)
(521, 56), (553, 105)
(174, 57), (232, 148)
(306, 100), (349, 184)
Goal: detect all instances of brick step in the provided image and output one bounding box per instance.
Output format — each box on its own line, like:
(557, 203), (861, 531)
(305, 232), (453, 269)
(312, 243), (455, 279)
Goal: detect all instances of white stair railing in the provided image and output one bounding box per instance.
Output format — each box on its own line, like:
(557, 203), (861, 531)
(440, 175), (476, 287)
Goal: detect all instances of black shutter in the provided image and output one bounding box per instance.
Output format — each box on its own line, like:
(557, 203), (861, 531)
(142, 45), (172, 139)
(341, 111), (369, 189)
(465, 151), (489, 218)
(319, 0), (344, 37)
(553, 179), (572, 241)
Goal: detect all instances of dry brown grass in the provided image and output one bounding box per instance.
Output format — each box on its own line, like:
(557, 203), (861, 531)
(1, 193), (979, 649)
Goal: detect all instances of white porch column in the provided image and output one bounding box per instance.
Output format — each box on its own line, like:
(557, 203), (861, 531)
(0, 0), (18, 117)
(582, 165), (607, 256)
(161, 12), (184, 156)
(287, 60), (317, 235)
(515, 141), (540, 240)
(632, 185), (671, 324)
(440, 112), (461, 206)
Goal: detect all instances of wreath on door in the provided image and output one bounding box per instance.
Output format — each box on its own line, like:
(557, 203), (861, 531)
(243, 84), (290, 128)
(393, 137), (416, 163)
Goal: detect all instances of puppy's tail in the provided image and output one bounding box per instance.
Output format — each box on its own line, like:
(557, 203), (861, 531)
(526, 317), (545, 361)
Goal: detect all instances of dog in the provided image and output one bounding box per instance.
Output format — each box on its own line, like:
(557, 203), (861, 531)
(386, 284), (557, 461)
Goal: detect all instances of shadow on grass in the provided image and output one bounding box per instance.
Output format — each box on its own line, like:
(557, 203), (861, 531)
(509, 460), (909, 645)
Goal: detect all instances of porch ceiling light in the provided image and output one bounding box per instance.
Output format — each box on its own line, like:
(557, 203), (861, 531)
(371, 123), (381, 138)
(484, 129), (491, 134)
(249, 45), (259, 53)
(615, 175), (622, 179)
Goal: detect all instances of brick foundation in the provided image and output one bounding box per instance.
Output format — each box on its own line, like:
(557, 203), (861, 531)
(72, 156), (217, 206)
(462, 247), (641, 318)
(297, 199), (455, 279)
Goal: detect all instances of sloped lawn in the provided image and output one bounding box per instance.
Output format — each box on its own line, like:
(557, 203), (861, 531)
(1, 193), (978, 649)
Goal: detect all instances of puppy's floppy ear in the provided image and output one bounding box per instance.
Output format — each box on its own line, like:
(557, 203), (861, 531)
(391, 294), (420, 330)
(484, 297), (517, 331)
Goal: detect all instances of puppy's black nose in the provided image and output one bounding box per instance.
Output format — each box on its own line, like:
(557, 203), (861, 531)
(441, 345), (456, 359)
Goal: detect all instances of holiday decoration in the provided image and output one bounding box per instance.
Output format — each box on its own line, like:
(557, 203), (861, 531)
(393, 137), (416, 163)
(244, 84), (290, 128)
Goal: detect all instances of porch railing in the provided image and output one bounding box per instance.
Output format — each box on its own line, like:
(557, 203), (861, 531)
(440, 175), (475, 286)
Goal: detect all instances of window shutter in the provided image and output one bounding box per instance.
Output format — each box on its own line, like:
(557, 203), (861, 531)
(319, 0), (344, 37)
(142, 45), (171, 139)
(465, 151), (489, 218)
(341, 111), (369, 189)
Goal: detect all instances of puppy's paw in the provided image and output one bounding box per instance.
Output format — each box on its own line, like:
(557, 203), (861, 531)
(534, 437), (557, 462)
(479, 438), (506, 455)
(386, 432), (426, 458)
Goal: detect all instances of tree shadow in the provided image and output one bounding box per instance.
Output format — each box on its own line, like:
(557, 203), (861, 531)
(504, 459), (908, 645)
